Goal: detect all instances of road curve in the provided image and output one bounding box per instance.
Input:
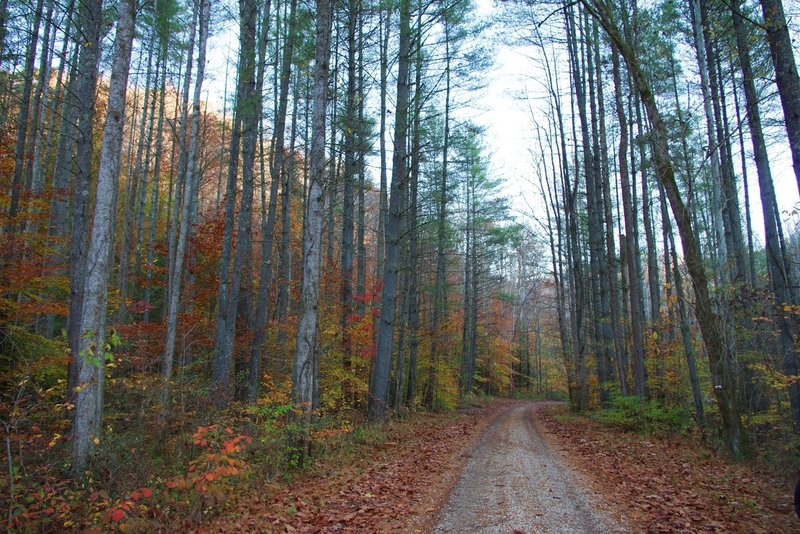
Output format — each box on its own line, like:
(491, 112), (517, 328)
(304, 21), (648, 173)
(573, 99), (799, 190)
(432, 401), (627, 534)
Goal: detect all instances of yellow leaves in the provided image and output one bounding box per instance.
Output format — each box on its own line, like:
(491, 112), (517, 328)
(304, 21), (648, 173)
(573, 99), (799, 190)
(322, 325), (339, 338)
(782, 303), (800, 316)
(749, 363), (799, 391)
(48, 433), (62, 448)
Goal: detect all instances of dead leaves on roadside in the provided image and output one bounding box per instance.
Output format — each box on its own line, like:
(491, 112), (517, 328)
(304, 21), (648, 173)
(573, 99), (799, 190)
(537, 406), (796, 533)
(197, 402), (510, 533)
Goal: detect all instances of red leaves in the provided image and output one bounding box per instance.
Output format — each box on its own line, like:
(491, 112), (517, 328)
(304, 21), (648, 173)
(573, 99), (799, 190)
(166, 424), (252, 501)
(109, 509), (125, 522)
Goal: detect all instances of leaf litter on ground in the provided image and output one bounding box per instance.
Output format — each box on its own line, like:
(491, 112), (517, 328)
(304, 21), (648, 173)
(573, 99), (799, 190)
(194, 400), (513, 533)
(536, 404), (797, 533)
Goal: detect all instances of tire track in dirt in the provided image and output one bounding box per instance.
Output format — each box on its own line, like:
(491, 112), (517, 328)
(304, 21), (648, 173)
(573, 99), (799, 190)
(432, 401), (628, 534)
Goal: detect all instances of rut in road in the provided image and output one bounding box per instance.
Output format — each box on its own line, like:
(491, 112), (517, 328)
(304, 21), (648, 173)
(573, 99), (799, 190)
(433, 402), (627, 534)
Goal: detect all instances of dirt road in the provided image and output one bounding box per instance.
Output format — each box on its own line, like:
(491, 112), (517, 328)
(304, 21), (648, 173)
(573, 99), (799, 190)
(432, 402), (627, 534)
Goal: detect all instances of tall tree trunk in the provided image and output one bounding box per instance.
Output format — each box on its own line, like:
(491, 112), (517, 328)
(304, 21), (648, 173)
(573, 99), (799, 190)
(759, 0), (800, 195)
(274, 76), (298, 338)
(668, 218), (705, 430)
(732, 1), (800, 425)
(583, 10), (613, 404)
(341, 0), (358, 383)
(729, 60), (757, 289)
(212, 0), (259, 407)
(66, 0), (104, 395)
(611, 47), (646, 399)
(595, 18), (625, 398)
(426, 18), (450, 410)
(268, 0), (299, 322)
(118, 35), (155, 322)
(690, 0), (728, 282)
(368, 0), (410, 422)
(460, 176), (473, 396)
(246, 0), (275, 403)
(162, 0), (210, 412)
(291, 0), (332, 458)
(356, 15), (367, 319)
(587, 0), (750, 457)
(72, 0), (137, 473)
(26, 0), (56, 201)
(405, 10), (422, 409)
(7, 0), (44, 238)
(166, 9), (197, 305)
(144, 40), (168, 324)
(376, 4), (392, 304)
(43, 0), (77, 336)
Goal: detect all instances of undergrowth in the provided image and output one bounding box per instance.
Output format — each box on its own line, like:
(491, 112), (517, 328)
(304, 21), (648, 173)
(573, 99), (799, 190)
(0, 357), (455, 532)
(592, 394), (692, 435)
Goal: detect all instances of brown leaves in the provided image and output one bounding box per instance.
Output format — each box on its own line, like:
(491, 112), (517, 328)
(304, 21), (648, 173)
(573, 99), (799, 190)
(198, 401), (511, 533)
(537, 405), (797, 533)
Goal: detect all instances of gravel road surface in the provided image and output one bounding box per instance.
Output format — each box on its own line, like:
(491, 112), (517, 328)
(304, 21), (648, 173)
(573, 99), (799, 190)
(432, 402), (627, 534)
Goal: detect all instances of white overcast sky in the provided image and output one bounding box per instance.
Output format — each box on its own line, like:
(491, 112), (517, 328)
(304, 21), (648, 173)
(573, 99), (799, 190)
(198, 0), (800, 247)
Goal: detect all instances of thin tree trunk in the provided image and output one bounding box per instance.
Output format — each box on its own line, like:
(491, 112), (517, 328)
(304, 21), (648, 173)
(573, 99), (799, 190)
(162, 0), (210, 412)
(291, 0), (332, 458)
(668, 219), (705, 430)
(341, 0), (358, 383)
(376, 4), (391, 320)
(405, 11), (422, 409)
(7, 0), (44, 239)
(212, 0), (259, 407)
(246, 0), (275, 403)
(729, 60), (757, 289)
(119, 35), (156, 322)
(144, 40), (168, 323)
(66, 0), (104, 395)
(356, 14), (367, 319)
(368, 0), (410, 422)
(611, 47), (646, 399)
(732, 0), (800, 425)
(426, 17), (450, 410)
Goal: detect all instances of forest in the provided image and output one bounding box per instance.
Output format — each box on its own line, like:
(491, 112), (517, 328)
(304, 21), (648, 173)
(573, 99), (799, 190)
(1, 0), (800, 529)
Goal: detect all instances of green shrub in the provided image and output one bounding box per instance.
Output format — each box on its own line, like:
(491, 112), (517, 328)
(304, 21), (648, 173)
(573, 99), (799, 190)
(594, 394), (690, 434)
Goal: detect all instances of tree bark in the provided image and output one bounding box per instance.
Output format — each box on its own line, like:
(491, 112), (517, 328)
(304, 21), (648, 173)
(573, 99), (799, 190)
(368, 0), (411, 422)
(212, 0), (259, 407)
(65, 0), (104, 395)
(162, 0), (210, 412)
(586, 0), (750, 457)
(759, 0), (800, 195)
(732, 0), (800, 425)
(611, 47), (646, 399)
(72, 0), (137, 473)
(292, 0), (332, 458)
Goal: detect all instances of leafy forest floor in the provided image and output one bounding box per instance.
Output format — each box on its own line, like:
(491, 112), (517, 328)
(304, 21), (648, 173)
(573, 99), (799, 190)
(538, 406), (798, 533)
(196, 399), (798, 533)
(195, 399), (514, 533)
(8, 398), (798, 532)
